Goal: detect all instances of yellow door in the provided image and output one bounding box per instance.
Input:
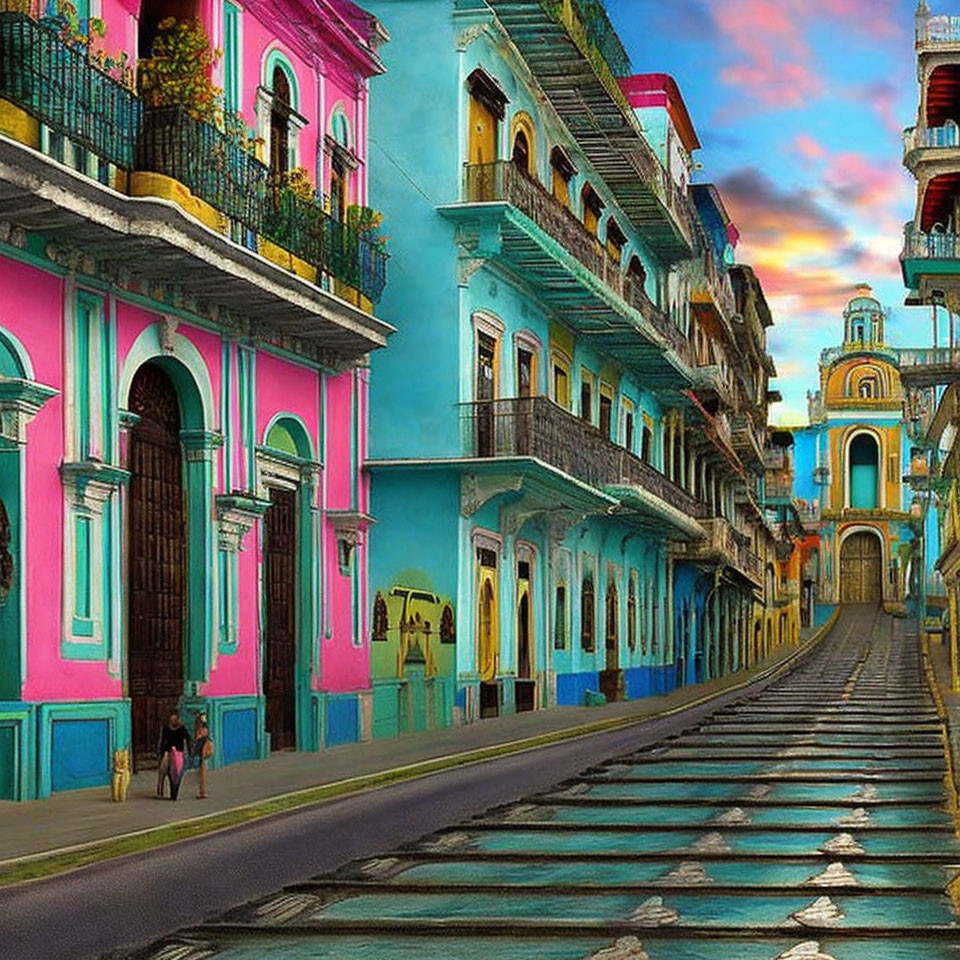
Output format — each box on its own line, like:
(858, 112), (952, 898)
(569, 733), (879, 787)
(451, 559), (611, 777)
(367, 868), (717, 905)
(477, 571), (499, 681)
(469, 95), (497, 166)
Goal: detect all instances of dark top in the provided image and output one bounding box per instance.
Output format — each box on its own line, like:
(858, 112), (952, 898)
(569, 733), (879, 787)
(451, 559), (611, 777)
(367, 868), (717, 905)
(158, 725), (191, 755)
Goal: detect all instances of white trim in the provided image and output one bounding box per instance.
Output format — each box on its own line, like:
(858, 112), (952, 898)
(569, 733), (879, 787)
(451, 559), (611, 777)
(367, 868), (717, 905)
(0, 324), (36, 380)
(118, 322), (216, 430)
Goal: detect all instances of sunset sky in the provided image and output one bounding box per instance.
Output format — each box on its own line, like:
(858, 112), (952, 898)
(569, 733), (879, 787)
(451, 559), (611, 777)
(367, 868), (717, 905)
(605, 0), (931, 423)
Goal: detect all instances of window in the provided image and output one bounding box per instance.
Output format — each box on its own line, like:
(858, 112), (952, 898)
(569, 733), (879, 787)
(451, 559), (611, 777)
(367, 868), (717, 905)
(552, 356), (570, 408)
(581, 184), (604, 239)
(606, 218), (626, 264)
(627, 574), (637, 652)
(512, 130), (531, 173)
(858, 379), (874, 399)
(580, 574), (595, 652)
(270, 65), (292, 178)
(554, 583), (567, 650)
(580, 371), (594, 424)
(517, 346), (535, 398)
(626, 256), (646, 292)
(622, 400), (635, 452)
(641, 422), (653, 464)
(551, 145), (576, 208)
(599, 386), (613, 438)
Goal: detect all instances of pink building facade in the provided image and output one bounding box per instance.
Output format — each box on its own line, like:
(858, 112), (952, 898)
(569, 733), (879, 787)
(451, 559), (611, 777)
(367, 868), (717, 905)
(0, 0), (390, 797)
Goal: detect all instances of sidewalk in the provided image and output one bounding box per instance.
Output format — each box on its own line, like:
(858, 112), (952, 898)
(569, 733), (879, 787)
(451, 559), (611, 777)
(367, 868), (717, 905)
(0, 626), (831, 886)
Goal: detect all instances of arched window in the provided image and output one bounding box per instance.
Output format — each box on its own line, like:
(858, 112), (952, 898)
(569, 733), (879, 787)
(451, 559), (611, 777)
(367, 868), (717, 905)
(270, 65), (292, 178)
(605, 218), (626, 264)
(848, 433), (880, 509)
(512, 129), (531, 175)
(580, 573), (595, 652)
(605, 581), (618, 653)
(858, 377), (877, 399)
(626, 255), (646, 294)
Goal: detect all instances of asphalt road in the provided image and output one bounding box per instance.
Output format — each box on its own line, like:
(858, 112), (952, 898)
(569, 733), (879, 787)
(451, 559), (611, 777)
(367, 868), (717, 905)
(0, 667), (801, 960)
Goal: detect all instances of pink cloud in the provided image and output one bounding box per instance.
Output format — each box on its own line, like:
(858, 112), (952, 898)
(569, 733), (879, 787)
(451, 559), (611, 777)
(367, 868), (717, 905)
(793, 134), (828, 161)
(706, 0), (902, 110)
(821, 151), (911, 214)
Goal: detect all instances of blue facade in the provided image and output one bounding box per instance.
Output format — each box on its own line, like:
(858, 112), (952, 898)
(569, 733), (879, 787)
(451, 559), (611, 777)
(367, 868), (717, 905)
(365, 0), (773, 728)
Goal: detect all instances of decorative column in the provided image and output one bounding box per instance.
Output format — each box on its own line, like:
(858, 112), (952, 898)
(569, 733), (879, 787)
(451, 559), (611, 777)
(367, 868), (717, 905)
(180, 429), (222, 687)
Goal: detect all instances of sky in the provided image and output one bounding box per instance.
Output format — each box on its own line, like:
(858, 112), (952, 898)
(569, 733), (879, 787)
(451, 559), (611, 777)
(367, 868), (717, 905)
(605, 0), (931, 424)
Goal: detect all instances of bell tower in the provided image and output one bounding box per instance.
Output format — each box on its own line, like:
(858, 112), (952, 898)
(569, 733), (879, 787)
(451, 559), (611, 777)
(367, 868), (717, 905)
(842, 284), (885, 348)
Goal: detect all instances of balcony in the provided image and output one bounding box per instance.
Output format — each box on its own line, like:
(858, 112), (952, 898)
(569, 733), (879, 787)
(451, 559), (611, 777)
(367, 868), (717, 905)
(0, 11), (390, 363)
(898, 345), (960, 388)
(482, 0), (695, 260)
(765, 478), (793, 501)
(690, 364), (737, 410)
(460, 396), (707, 528)
(691, 254), (738, 325)
(443, 161), (691, 385)
(901, 224), (960, 292)
(917, 12), (960, 50)
(903, 124), (960, 172)
(731, 413), (765, 467)
(673, 516), (762, 587)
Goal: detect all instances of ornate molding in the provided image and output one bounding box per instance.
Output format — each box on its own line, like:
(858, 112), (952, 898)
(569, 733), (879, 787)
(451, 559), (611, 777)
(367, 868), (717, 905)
(158, 315), (179, 354)
(461, 474), (523, 517)
(328, 509), (377, 546)
(60, 460), (130, 515)
(458, 256), (487, 288)
(216, 493), (271, 552)
(0, 378), (58, 445)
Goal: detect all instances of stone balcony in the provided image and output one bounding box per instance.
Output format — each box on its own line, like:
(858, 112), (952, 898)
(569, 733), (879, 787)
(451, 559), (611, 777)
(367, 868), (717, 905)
(460, 396), (707, 527)
(442, 160), (692, 386)
(673, 516), (763, 587)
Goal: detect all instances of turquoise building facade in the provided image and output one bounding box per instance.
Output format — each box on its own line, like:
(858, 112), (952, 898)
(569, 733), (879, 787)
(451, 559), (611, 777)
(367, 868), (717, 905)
(364, 0), (780, 732)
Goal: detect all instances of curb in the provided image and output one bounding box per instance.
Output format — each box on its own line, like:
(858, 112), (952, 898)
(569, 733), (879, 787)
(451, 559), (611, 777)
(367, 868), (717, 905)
(0, 619), (835, 888)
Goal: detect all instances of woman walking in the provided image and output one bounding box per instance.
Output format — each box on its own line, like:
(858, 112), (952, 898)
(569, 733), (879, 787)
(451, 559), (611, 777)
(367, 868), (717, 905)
(156, 711), (191, 800)
(192, 711), (212, 799)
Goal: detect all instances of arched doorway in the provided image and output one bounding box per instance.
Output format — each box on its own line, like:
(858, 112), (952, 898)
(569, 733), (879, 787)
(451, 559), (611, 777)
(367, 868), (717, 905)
(477, 568), (499, 719)
(848, 433), (879, 509)
(127, 363), (186, 770)
(840, 531), (883, 603)
(600, 581), (622, 701)
(515, 555), (534, 713)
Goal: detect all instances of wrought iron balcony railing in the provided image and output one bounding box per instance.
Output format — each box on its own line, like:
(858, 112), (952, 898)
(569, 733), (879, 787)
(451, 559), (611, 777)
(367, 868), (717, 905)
(0, 11), (140, 170)
(460, 396), (707, 518)
(902, 225), (960, 261)
(0, 13), (387, 305)
(462, 161), (689, 359)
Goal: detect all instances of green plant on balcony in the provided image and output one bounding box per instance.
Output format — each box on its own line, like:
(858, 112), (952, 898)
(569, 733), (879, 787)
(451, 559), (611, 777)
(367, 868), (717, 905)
(138, 17), (223, 125)
(346, 204), (387, 250)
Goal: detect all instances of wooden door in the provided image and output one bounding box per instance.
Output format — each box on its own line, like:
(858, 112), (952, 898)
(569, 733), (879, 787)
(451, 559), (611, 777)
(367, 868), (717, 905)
(128, 363), (185, 770)
(604, 582), (619, 671)
(840, 532), (882, 603)
(469, 95), (497, 165)
(265, 486), (298, 750)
